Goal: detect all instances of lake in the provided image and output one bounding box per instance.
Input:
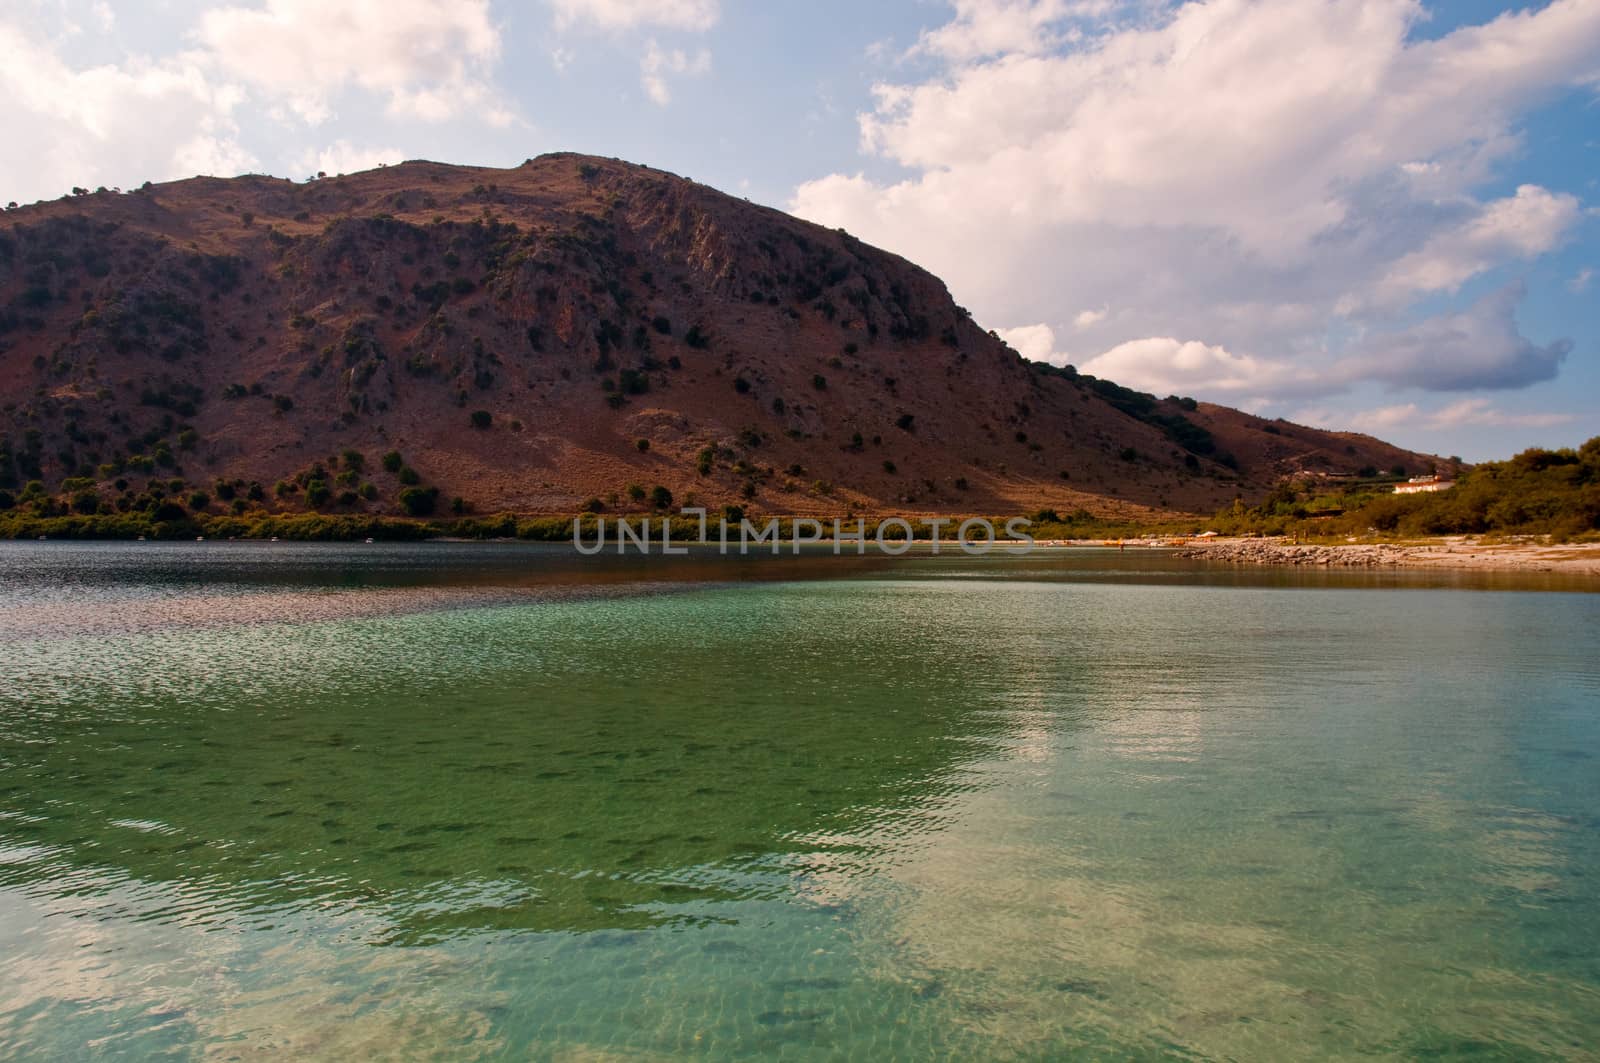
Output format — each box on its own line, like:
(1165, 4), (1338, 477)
(1, 542), (1597, 1059)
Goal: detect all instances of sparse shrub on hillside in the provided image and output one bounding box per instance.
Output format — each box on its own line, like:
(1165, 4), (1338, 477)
(397, 486), (439, 516)
(882, 460), (897, 474)
(684, 325), (709, 349)
(381, 451), (403, 473)
(398, 466), (420, 486)
(635, 439), (650, 452)
(470, 410), (492, 429)
(652, 316), (672, 336)
(650, 485), (673, 509)
(812, 374), (827, 390)
(626, 483), (646, 502)
(734, 377), (751, 394)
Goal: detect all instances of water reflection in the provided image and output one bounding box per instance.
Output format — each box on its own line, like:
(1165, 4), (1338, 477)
(1, 545), (1598, 1058)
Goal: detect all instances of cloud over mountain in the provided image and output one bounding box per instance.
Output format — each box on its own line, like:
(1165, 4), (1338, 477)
(793, 0), (1598, 407)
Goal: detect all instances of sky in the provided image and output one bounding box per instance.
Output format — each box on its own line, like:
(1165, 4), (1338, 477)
(3, 0), (1597, 461)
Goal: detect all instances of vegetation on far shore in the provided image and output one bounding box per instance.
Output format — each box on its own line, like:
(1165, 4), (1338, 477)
(0, 509), (1169, 544)
(1204, 437), (1600, 542)
(3, 438), (1595, 546)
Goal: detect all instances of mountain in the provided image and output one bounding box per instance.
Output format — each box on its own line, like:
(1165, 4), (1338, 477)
(0, 153), (1438, 521)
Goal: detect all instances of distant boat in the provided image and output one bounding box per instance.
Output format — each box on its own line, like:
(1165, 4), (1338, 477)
(137, 535), (146, 541)
(364, 537), (375, 543)
(196, 536), (205, 542)
(270, 536), (279, 542)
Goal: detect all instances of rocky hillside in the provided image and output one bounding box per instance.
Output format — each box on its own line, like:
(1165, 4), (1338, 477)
(0, 153), (1438, 520)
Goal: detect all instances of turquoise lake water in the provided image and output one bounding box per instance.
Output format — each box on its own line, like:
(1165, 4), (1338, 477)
(1, 542), (1597, 1059)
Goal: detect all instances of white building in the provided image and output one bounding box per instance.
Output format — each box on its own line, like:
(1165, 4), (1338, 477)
(1393, 475), (1454, 495)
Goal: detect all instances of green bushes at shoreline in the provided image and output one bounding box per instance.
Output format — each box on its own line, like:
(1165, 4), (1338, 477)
(0, 510), (1181, 544)
(1209, 437), (1600, 542)
(13, 434), (1589, 545)
(0, 512), (440, 542)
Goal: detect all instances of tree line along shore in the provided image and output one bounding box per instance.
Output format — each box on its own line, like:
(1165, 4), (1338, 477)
(2, 438), (1595, 546)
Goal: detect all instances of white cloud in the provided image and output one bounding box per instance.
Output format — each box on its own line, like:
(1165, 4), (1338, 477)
(550, 0), (719, 33)
(910, 0), (1114, 62)
(1343, 283), (1571, 392)
(197, 0), (504, 124)
(0, 0), (516, 203)
(1346, 403), (1421, 432)
(1371, 184), (1580, 304)
(1079, 336), (1309, 396)
(1072, 306), (1107, 328)
(996, 323), (1067, 364)
(639, 39), (711, 106)
(1342, 398), (1574, 433)
(296, 141), (404, 179)
(0, 24), (253, 205)
(1425, 398), (1575, 429)
(1570, 267), (1594, 293)
(793, 0), (1600, 403)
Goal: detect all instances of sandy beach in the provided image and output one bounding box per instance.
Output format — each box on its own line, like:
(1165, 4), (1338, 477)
(1166, 535), (1600, 576)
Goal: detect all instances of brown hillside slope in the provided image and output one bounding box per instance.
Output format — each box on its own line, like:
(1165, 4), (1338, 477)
(0, 153), (1439, 519)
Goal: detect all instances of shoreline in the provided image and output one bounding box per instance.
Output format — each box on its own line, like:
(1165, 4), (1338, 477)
(1168, 535), (1600, 576)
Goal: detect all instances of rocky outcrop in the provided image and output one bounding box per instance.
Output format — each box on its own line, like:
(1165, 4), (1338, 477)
(1178, 540), (1416, 567)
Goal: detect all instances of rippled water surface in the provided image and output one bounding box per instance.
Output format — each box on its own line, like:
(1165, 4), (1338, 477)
(1, 541), (1598, 1059)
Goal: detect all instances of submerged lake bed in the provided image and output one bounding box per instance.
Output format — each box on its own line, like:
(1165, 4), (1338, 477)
(1, 542), (1598, 1059)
